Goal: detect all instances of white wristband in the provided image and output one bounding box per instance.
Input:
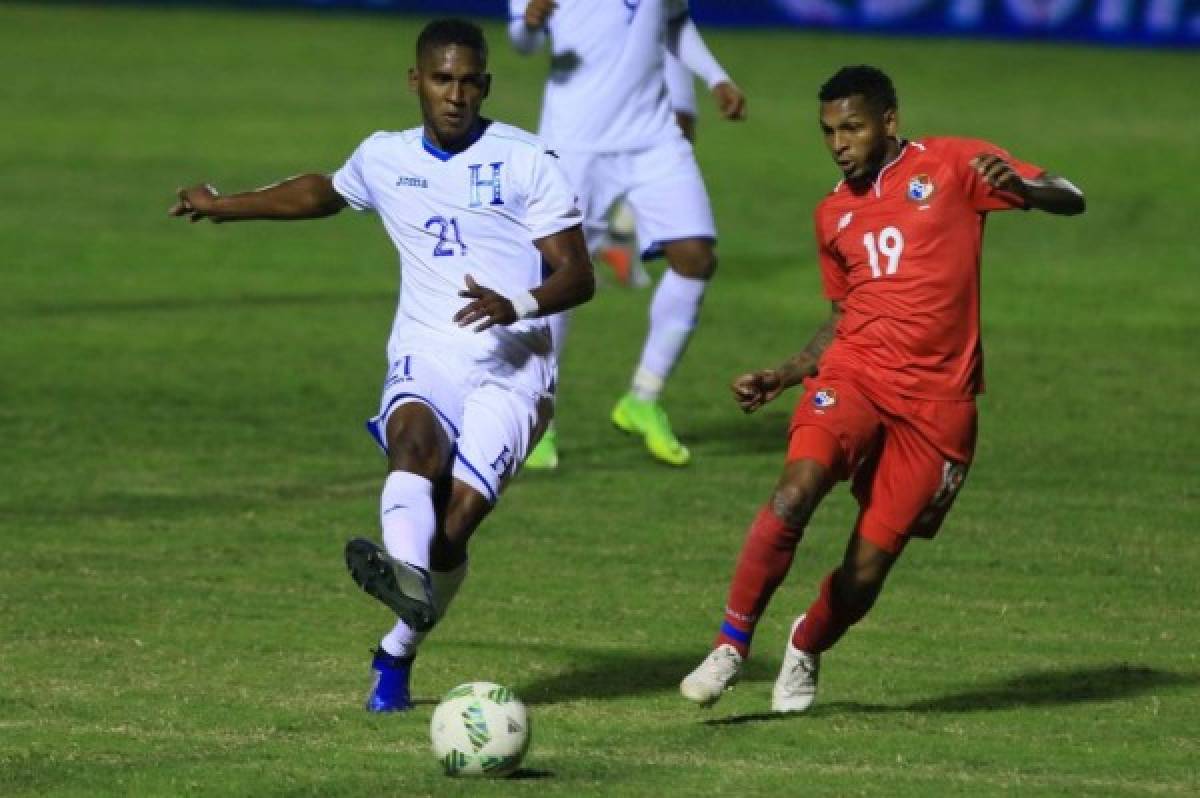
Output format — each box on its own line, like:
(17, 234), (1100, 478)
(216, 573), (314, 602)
(507, 290), (539, 320)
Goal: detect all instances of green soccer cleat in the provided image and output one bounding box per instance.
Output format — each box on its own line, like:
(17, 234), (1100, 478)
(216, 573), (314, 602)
(524, 426), (559, 470)
(610, 392), (691, 466)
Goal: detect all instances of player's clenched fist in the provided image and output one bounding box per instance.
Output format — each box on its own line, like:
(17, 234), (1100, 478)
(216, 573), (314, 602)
(169, 184), (222, 223)
(731, 369), (784, 414)
(524, 0), (557, 29)
(712, 81), (747, 121)
(971, 153), (1027, 199)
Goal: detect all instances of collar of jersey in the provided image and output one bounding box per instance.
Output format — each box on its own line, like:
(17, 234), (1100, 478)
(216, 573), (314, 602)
(421, 120), (491, 162)
(869, 139), (913, 197)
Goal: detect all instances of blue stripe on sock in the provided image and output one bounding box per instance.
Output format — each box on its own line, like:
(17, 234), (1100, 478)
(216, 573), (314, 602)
(720, 620), (752, 644)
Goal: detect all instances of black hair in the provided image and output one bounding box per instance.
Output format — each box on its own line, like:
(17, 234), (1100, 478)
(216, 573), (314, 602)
(818, 66), (898, 114)
(416, 18), (488, 64)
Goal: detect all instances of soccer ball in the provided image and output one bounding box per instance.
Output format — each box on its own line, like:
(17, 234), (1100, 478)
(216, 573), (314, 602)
(430, 682), (530, 777)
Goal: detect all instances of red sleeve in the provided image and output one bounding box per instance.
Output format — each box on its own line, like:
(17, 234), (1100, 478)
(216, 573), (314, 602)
(948, 138), (1044, 213)
(814, 209), (848, 301)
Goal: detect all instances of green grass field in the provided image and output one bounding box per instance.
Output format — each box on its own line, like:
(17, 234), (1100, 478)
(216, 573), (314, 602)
(2, 3), (1198, 795)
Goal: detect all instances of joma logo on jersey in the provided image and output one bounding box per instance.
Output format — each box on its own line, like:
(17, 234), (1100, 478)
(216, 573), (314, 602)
(468, 162), (505, 207)
(907, 174), (935, 202)
(396, 175), (428, 188)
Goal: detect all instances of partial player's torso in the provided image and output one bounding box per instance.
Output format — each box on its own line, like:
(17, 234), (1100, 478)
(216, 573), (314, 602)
(817, 139), (990, 399)
(537, 0), (678, 150)
(350, 124), (549, 350)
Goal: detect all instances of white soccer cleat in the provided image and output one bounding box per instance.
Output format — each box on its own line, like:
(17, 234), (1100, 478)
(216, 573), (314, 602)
(680, 644), (743, 707)
(772, 615), (820, 713)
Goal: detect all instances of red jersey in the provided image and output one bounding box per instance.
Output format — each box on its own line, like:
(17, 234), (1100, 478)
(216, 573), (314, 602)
(814, 136), (1043, 400)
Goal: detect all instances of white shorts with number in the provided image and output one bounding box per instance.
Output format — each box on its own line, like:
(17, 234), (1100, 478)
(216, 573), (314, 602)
(556, 132), (716, 258)
(366, 348), (553, 504)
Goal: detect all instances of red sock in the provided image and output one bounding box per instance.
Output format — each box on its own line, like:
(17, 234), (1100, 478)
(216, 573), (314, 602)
(793, 570), (873, 654)
(715, 506), (803, 657)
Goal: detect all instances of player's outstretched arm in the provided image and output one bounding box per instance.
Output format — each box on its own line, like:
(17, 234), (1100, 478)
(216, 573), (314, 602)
(732, 302), (842, 413)
(971, 155), (1085, 216)
(667, 16), (746, 121)
(168, 174), (347, 224)
(454, 224), (593, 332)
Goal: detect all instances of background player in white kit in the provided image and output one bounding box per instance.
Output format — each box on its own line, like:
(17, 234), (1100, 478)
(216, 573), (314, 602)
(510, 0), (746, 468)
(596, 53), (702, 291)
(169, 19), (594, 711)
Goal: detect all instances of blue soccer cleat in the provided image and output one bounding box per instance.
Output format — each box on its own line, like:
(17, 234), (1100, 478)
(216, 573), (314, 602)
(365, 649), (415, 712)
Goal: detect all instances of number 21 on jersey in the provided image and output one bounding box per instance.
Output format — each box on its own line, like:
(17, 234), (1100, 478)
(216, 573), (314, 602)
(862, 226), (904, 278)
(425, 215), (467, 257)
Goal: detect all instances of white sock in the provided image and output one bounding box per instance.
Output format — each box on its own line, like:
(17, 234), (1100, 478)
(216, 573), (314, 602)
(379, 471), (435, 573)
(631, 270), (708, 401)
(632, 367), (665, 401)
(380, 561), (470, 658)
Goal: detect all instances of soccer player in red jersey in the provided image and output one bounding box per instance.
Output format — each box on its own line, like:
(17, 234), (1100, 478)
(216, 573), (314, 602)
(681, 65), (1085, 712)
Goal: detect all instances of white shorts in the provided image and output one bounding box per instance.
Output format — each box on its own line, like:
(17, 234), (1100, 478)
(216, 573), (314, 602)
(556, 133), (717, 259)
(365, 350), (553, 504)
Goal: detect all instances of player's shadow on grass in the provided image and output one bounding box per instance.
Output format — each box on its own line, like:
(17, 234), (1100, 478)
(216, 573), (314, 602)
(706, 664), (1199, 725)
(518, 651), (776, 706)
(686, 411), (791, 456)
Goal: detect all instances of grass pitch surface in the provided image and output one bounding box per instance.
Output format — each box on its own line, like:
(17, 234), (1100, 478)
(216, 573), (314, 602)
(1, 4), (1197, 795)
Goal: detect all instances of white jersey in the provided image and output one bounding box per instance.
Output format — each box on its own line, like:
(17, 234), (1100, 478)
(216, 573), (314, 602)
(510, 0), (689, 152)
(332, 121), (582, 366)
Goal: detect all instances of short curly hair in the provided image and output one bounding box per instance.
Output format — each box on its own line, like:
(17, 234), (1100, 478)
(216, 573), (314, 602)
(416, 18), (488, 65)
(818, 66), (897, 114)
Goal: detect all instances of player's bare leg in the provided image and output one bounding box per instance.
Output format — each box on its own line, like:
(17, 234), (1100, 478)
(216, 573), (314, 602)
(613, 237), (717, 466)
(681, 458), (834, 706)
(776, 526), (902, 712)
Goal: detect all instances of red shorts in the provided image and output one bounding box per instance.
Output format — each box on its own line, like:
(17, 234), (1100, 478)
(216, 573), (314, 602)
(788, 372), (977, 554)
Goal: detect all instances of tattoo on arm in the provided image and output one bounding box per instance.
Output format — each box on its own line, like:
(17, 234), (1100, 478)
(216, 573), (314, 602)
(780, 308), (839, 386)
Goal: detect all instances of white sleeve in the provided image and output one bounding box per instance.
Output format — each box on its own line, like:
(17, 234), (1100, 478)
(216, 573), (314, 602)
(331, 135), (377, 212)
(508, 1), (546, 55)
(674, 18), (730, 90)
(664, 52), (697, 116)
(525, 148), (584, 241)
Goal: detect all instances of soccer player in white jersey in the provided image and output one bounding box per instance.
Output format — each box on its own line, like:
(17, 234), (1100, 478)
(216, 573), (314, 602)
(169, 19), (594, 712)
(596, 52), (698, 292)
(510, 0), (746, 468)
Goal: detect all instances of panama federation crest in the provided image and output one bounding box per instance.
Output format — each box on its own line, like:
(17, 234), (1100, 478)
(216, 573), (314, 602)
(812, 388), (837, 412)
(907, 173), (935, 202)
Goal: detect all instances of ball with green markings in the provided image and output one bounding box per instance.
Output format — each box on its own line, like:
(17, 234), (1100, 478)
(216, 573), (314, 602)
(430, 682), (530, 777)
